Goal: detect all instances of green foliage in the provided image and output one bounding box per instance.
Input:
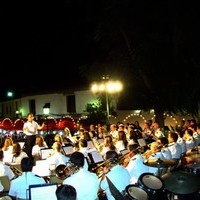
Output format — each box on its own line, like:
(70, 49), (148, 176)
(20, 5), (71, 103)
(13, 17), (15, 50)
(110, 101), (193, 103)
(85, 102), (107, 125)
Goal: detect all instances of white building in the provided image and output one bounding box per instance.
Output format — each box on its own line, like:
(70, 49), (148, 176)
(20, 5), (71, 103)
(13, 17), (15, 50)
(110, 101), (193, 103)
(0, 89), (96, 119)
(0, 89), (190, 128)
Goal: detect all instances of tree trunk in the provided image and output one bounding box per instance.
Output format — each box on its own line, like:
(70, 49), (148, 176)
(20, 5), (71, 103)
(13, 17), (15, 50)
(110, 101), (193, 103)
(154, 109), (165, 128)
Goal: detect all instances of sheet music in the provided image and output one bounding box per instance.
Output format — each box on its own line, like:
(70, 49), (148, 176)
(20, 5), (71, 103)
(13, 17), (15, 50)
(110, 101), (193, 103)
(29, 183), (57, 200)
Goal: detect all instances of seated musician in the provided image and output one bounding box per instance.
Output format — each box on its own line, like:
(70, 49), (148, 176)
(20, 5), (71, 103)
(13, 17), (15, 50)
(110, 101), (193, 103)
(63, 127), (76, 146)
(56, 184), (77, 200)
(122, 144), (149, 184)
(32, 135), (48, 162)
(98, 135), (117, 159)
(143, 141), (164, 175)
(183, 129), (195, 153)
(63, 151), (99, 200)
(46, 142), (70, 168)
(167, 132), (182, 160)
(9, 157), (46, 200)
(12, 142), (29, 165)
(0, 150), (15, 180)
(99, 150), (131, 200)
(159, 137), (172, 159)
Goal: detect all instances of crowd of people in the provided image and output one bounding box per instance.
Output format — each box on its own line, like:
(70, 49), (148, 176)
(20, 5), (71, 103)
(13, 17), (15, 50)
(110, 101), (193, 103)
(0, 113), (200, 200)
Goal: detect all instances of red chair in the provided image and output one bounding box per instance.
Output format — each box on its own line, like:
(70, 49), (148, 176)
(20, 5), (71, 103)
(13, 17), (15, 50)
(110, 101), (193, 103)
(13, 119), (25, 131)
(1, 118), (13, 130)
(57, 116), (77, 132)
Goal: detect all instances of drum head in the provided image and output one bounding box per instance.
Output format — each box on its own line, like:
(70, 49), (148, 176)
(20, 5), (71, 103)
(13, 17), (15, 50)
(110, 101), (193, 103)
(139, 173), (163, 191)
(126, 184), (148, 200)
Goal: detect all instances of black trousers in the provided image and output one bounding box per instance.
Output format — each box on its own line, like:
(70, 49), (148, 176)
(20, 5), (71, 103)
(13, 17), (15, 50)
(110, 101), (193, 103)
(24, 135), (36, 159)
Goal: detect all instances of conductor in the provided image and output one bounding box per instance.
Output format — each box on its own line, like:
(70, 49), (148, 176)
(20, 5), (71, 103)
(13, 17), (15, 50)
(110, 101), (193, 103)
(23, 113), (45, 159)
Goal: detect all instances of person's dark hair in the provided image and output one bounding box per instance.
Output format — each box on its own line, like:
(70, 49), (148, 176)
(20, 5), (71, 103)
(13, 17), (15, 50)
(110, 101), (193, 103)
(70, 151), (84, 167)
(56, 184), (77, 200)
(12, 142), (22, 157)
(160, 137), (169, 147)
(21, 157), (34, 172)
(105, 150), (119, 164)
(128, 143), (140, 153)
(169, 132), (178, 142)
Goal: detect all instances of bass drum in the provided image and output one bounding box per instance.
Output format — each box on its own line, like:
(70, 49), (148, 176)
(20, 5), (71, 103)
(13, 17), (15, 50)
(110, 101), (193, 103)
(137, 173), (164, 199)
(125, 184), (149, 200)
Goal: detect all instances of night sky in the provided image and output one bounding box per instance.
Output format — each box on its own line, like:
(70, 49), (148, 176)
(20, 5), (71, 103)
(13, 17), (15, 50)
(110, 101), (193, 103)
(1, 1), (200, 99)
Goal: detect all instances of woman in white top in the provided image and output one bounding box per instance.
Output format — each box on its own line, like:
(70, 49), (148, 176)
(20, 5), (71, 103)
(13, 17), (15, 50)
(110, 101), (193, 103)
(46, 142), (69, 168)
(115, 130), (128, 154)
(12, 142), (28, 164)
(99, 135), (117, 159)
(63, 127), (76, 145)
(2, 137), (14, 164)
(32, 135), (48, 161)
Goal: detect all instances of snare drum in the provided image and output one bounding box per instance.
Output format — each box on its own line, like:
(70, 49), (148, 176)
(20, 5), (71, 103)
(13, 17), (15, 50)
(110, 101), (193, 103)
(137, 173), (164, 199)
(125, 184), (149, 200)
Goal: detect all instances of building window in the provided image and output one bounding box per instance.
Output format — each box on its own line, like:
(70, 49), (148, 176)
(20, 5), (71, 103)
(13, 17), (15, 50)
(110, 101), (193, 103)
(67, 95), (75, 113)
(29, 99), (36, 115)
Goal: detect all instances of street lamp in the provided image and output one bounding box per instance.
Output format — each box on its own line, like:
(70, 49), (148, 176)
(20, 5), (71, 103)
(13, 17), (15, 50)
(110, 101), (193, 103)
(43, 103), (50, 134)
(91, 75), (122, 124)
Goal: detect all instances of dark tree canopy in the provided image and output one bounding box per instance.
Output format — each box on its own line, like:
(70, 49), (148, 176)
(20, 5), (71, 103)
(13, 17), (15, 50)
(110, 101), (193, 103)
(79, 0), (200, 123)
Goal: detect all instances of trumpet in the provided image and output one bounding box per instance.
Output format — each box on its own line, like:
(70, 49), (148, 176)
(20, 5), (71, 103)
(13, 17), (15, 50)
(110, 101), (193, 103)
(55, 163), (79, 180)
(91, 158), (118, 178)
(119, 152), (131, 167)
(9, 164), (22, 177)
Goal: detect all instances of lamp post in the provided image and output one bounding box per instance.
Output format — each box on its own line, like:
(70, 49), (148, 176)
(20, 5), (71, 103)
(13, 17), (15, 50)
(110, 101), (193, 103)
(43, 103), (50, 134)
(91, 75), (122, 124)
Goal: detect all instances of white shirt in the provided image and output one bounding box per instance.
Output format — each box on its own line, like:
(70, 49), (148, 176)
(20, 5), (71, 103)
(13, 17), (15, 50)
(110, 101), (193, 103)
(32, 145), (47, 159)
(9, 172), (46, 199)
(161, 147), (172, 159)
(12, 152), (28, 165)
(100, 164), (131, 200)
(126, 154), (149, 184)
(177, 137), (187, 154)
(115, 141), (126, 154)
(0, 161), (15, 180)
(185, 136), (195, 152)
(46, 152), (69, 168)
(23, 121), (40, 136)
(63, 168), (99, 200)
(168, 142), (182, 159)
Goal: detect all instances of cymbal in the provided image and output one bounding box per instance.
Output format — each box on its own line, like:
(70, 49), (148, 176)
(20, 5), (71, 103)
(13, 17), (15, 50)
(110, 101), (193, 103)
(143, 158), (176, 168)
(162, 171), (200, 194)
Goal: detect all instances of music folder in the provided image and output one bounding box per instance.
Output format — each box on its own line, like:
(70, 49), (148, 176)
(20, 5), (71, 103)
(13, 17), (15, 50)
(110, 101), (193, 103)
(40, 148), (53, 160)
(29, 183), (58, 200)
(62, 146), (74, 156)
(88, 151), (104, 164)
(137, 138), (147, 147)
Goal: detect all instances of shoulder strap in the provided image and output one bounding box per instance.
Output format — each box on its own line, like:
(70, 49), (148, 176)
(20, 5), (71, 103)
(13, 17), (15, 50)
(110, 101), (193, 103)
(106, 176), (124, 200)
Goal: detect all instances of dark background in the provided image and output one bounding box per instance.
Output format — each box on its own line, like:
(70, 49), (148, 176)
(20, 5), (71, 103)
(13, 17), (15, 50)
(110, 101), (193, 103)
(1, 1), (200, 103)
